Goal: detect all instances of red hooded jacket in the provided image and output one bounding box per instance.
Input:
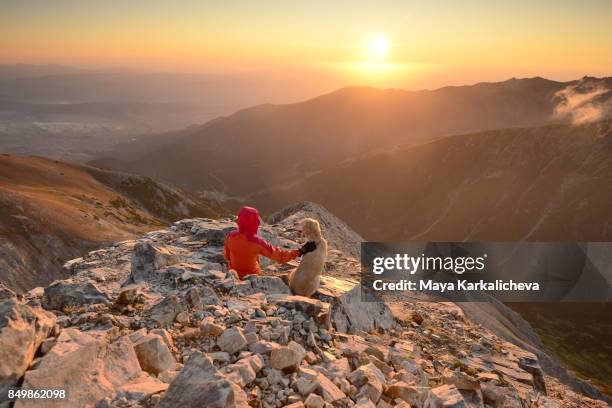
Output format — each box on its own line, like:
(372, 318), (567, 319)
(223, 207), (299, 279)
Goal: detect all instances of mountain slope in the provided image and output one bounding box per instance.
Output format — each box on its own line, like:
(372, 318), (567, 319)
(252, 119), (612, 242)
(1, 209), (607, 407)
(0, 155), (227, 292)
(93, 76), (612, 196)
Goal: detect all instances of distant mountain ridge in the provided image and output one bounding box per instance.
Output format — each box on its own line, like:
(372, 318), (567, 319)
(253, 119), (612, 241)
(93, 76), (612, 196)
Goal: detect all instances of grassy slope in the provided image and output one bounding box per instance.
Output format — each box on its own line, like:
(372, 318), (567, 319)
(510, 303), (612, 396)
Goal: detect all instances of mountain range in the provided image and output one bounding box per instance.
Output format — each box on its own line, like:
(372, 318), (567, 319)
(0, 154), (227, 292)
(93, 76), (612, 196)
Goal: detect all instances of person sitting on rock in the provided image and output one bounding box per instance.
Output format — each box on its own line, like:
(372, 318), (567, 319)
(223, 206), (316, 279)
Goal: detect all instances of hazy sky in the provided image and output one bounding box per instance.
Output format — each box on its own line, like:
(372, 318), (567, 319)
(1, 0), (611, 90)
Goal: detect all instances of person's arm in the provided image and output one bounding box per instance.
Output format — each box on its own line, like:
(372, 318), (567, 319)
(256, 237), (300, 264)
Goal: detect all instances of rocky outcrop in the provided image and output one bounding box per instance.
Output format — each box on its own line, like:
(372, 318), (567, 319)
(0, 300), (56, 401)
(0, 214), (607, 407)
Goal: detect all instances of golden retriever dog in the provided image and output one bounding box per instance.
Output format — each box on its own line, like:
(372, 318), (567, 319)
(289, 218), (328, 297)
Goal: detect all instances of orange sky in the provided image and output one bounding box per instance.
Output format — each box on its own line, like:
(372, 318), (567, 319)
(1, 1), (611, 90)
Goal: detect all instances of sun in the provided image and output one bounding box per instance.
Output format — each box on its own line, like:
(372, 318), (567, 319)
(368, 34), (390, 60)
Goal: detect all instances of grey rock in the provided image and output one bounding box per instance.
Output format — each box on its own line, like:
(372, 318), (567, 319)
(43, 280), (110, 310)
(104, 336), (142, 388)
(330, 285), (395, 334)
(149, 295), (186, 327)
(159, 352), (247, 408)
(217, 327), (247, 354)
(130, 240), (179, 282)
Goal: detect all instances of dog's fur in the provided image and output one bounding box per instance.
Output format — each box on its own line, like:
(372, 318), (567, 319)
(289, 218), (328, 297)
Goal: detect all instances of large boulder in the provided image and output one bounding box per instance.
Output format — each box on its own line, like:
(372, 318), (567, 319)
(104, 336), (143, 387)
(328, 284), (396, 334)
(0, 300), (56, 401)
(18, 340), (114, 408)
(133, 334), (176, 375)
(43, 280), (110, 310)
(159, 352), (247, 408)
(130, 240), (179, 282)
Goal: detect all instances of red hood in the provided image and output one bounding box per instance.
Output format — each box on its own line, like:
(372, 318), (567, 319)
(237, 206), (260, 236)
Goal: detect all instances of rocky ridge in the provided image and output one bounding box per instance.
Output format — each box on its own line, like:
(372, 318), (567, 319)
(0, 210), (608, 407)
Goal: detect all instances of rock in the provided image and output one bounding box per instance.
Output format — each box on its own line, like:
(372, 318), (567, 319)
(42, 328), (97, 363)
(412, 311), (424, 325)
(175, 311), (190, 324)
(149, 294), (186, 327)
(19, 340), (114, 408)
(517, 354), (547, 394)
(150, 328), (175, 350)
(330, 285), (395, 334)
(424, 384), (467, 408)
(442, 369), (480, 391)
(248, 275), (292, 294)
(284, 403), (305, 408)
(208, 351), (231, 364)
(354, 397), (377, 408)
(315, 372), (346, 402)
(191, 220), (235, 245)
(104, 336), (142, 387)
(133, 334), (176, 374)
(130, 240), (179, 282)
(270, 341), (305, 372)
(118, 373), (168, 401)
(115, 286), (142, 306)
(249, 340), (279, 355)
(347, 363), (386, 403)
(0, 300), (56, 400)
(43, 280), (110, 310)
(385, 382), (429, 406)
(201, 319), (225, 337)
(268, 294), (326, 314)
(217, 327), (247, 354)
(159, 352), (247, 408)
(481, 382), (507, 406)
(226, 359), (257, 386)
(304, 393), (325, 408)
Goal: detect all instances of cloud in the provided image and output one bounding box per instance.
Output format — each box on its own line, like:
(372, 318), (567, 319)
(554, 80), (612, 125)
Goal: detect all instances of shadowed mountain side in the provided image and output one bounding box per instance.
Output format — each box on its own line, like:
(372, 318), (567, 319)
(93, 77), (612, 195)
(0, 155), (228, 292)
(252, 120), (612, 242)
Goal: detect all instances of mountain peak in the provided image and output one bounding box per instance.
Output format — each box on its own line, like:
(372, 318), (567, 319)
(3, 211), (607, 406)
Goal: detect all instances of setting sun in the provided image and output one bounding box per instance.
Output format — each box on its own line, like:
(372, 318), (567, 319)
(368, 35), (390, 60)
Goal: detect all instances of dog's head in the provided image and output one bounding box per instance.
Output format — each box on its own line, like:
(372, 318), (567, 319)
(300, 218), (322, 241)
